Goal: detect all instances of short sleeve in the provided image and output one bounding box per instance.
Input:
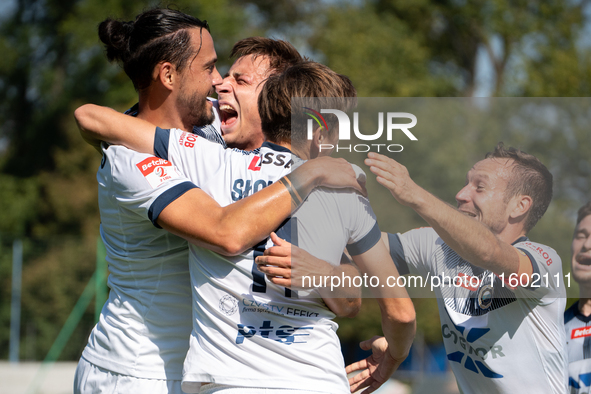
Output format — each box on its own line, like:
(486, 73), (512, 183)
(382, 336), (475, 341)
(103, 145), (197, 228)
(153, 127), (228, 187)
(395, 227), (441, 278)
(346, 195), (380, 256)
(513, 241), (565, 301)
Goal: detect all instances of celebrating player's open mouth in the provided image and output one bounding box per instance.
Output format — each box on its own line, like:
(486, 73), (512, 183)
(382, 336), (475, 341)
(575, 253), (591, 267)
(458, 208), (478, 218)
(219, 102), (238, 131)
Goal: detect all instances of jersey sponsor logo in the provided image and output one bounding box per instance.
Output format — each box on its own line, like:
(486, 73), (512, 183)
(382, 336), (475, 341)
(219, 295), (239, 316)
(520, 242), (554, 266)
(155, 166), (167, 177)
(135, 157), (180, 189)
(231, 178), (273, 201)
(239, 298), (320, 318)
(260, 152), (293, 169)
(235, 320), (313, 345)
(178, 131), (199, 148)
(248, 155), (262, 171)
(572, 327), (591, 339)
(570, 372), (591, 389)
(442, 323), (504, 378)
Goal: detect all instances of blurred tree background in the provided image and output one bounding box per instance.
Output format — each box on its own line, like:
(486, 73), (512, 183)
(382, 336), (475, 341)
(1, 0), (590, 368)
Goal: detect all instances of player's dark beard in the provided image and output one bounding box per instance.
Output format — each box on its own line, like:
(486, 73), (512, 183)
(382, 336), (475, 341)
(178, 89), (215, 128)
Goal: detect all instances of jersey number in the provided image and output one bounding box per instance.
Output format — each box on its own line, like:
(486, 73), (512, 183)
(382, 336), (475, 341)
(251, 218), (297, 298)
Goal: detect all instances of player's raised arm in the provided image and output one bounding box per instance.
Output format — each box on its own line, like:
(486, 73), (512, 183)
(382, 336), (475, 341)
(75, 104), (156, 154)
(365, 152), (532, 278)
(157, 156), (366, 256)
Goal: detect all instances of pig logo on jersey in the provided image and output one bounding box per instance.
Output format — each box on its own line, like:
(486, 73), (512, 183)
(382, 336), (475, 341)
(136, 157), (180, 189)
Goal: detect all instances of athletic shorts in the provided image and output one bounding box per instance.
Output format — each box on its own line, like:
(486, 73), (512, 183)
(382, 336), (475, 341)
(73, 357), (182, 394)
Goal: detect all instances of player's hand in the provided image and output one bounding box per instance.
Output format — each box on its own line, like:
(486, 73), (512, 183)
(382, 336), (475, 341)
(364, 152), (421, 207)
(301, 156), (368, 197)
(345, 336), (402, 393)
(255, 232), (333, 289)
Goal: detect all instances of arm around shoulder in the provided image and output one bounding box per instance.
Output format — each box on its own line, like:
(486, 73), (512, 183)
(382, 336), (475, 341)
(74, 104), (156, 154)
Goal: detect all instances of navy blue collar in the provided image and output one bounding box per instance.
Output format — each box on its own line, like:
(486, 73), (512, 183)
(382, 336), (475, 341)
(261, 141), (292, 153)
(571, 301), (591, 323)
(511, 236), (529, 245)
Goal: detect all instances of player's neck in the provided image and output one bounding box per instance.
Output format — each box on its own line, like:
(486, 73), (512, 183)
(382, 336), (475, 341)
(278, 141), (292, 152)
(497, 226), (527, 245)
(578, 297), (591, 317)
(266, 138), (295, 156)
(136, 90), (187, 131)
(291, 145), (312, 160)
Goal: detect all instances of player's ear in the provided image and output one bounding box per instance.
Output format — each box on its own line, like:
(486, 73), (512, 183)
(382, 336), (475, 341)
(509, 194), (533, 221)
(308, 126), (326, 159)
(154, 62), (175, 91)
(314, 125), (335, 146)
(310, 126), (336, 158)
(311, 126), (325, 148)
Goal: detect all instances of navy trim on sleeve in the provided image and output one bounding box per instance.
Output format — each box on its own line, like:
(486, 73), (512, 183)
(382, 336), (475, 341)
(387, 233), (410, 275)
(154, 127), (170, 160)
(516, 247), (540, 290)
(148, 181), (198, 228)
(516, 247), (540, 276)
(346, 222), (381, 256)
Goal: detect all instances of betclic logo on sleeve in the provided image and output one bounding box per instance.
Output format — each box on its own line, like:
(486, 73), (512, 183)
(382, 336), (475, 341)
(136, 157), (181, 189)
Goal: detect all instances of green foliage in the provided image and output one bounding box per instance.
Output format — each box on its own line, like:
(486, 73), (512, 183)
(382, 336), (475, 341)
(310, 6), (452, 97)
(0, 175), (40, 237)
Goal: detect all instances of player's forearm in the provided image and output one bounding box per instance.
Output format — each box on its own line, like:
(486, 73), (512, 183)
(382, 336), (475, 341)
(411, 189), (521, 275)
(74, 104), (155, 154)
(366, 153), (521, 276)
(378, 297), (415, 363)
(323, 297), (361, 318)
(216, 164), (332, 254)
(318, 264), (362, 318)
(159, 157), (359, 256)
(350, 241), (416, 353)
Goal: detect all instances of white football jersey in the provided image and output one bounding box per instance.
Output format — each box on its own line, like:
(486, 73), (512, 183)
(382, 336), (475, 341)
(565, 301), (591, 393)
(389, 228), (567, 393)
(153, 128), (378, 393)
(81, 144), (198, 380)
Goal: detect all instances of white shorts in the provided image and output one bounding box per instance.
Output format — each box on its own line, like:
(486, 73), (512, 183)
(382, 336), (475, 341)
(74, 357), (183, 394)
(197, 383), (328, 394)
